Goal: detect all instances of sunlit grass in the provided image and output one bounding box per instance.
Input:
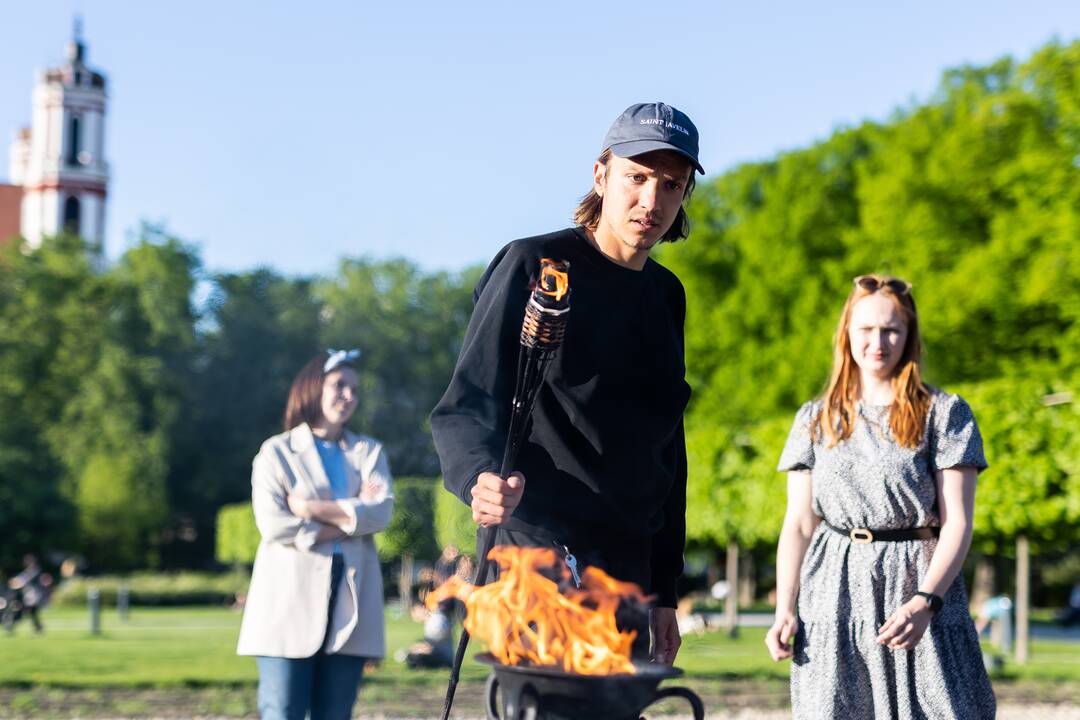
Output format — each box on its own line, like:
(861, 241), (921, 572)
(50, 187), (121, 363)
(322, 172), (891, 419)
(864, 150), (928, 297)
(1, 606), (1076, 688)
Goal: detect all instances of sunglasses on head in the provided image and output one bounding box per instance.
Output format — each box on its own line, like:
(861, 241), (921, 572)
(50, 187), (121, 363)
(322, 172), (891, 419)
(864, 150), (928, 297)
(854, 275), (912, 296)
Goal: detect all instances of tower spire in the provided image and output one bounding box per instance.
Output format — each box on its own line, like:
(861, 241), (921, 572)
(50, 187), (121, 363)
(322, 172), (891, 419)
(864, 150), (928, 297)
(68, 15), (85, 63)
(18, 20), (109, 251)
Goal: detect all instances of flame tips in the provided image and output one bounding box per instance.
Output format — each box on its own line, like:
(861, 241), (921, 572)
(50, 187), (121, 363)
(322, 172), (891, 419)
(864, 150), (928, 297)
(537, 258), (570, 302)
(423, 573), (474, 612)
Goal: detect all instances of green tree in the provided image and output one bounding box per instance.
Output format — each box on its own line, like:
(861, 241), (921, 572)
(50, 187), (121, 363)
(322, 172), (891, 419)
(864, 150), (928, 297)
(186, 269), (323, 564)
(0, 229), (195, 571)
(660, 39), (1080, 570)
(215, 502), (260, 566)
(52, 227), (199, 570)
(959, 372), (1080, 553)
(685, 417), (791, 553)
(435, 484), (476, 556)
(377, 477), (440, 563)
(318, 259), (480, 476)
(109, 226), (201, 567)
(0, 235), (93, 567)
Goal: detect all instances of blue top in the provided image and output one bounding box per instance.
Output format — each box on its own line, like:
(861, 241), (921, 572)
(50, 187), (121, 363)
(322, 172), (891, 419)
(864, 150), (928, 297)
(315, 437), (349, 555)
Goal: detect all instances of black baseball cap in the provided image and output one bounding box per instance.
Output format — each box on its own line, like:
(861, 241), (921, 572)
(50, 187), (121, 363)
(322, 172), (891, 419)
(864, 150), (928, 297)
(601, 102), (704, 174)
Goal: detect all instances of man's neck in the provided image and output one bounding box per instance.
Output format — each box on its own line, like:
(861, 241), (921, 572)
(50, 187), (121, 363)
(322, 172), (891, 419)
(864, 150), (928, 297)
(585, 226), (650, 270)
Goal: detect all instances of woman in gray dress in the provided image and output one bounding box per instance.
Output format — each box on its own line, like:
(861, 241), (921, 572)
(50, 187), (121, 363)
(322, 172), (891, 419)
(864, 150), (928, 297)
(765, 275), (996, 719)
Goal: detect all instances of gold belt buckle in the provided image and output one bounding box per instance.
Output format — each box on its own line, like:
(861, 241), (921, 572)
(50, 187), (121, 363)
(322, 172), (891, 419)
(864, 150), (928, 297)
(850, 528), (874, 544)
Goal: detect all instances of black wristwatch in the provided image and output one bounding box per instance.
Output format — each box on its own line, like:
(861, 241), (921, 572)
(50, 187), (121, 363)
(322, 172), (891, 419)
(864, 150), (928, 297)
(914, 591), (943, 614)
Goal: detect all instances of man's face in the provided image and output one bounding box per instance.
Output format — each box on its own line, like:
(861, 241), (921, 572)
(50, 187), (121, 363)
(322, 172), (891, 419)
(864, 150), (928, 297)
(594, 150), (693, 253)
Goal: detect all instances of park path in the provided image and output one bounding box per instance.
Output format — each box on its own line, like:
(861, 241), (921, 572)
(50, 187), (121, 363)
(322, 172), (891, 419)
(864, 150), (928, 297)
(6, 703), (1079, 718)
(374, 710), (1075, 720)
(339, 708), (1080, 720)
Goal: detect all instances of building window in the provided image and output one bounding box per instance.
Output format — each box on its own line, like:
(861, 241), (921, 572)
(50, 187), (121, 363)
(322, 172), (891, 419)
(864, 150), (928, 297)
(63, 196), (81, 235)
(66, 116), (81, 165)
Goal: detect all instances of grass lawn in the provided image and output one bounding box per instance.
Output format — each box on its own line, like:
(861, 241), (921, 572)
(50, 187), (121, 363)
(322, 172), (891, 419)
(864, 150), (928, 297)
(1, 606), (1078, 716)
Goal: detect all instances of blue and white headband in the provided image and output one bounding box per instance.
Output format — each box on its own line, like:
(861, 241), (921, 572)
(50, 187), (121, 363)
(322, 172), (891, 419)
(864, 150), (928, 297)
(324, 348), (361, 374)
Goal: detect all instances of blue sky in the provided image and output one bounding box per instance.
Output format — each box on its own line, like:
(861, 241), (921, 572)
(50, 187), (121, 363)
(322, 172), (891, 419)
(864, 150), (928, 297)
(2, 1), (1079, 276)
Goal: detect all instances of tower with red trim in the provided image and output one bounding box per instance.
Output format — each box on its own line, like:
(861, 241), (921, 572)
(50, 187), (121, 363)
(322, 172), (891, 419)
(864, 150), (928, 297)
(6, 21), (109, 251)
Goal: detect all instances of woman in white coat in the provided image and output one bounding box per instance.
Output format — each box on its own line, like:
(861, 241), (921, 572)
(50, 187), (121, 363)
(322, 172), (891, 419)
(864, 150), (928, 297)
(237, 349), (394, 720)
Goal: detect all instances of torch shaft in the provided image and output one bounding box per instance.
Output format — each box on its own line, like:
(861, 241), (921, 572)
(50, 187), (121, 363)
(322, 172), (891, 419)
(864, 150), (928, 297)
(440, 350), (544, 720)
(440, 259), (569, 720)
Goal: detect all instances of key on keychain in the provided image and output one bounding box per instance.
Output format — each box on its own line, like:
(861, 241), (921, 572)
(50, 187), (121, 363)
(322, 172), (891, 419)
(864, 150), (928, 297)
(560, 545), (581, 587)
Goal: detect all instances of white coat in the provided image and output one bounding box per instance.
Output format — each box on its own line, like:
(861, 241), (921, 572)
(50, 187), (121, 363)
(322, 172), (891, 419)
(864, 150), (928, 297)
(236, 423), (394, 658)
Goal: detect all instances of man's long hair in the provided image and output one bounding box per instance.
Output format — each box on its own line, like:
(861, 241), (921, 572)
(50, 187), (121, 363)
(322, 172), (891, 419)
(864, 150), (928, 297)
(812, 276), (931, 449)
(572, 149), (695, 242)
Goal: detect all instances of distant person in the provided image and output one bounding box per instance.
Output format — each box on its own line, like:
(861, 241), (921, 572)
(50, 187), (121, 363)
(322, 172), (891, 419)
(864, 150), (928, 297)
(4, 554), (50, 634)
(404, 553), (472, 670)
(432, 544), (460, 586)
(0, 573), (10, 631)
(1058, 583), (1080, 627)
(975, 594), (1012, 636)
(236, 349), (395, 720)
(59, 557), (83, 581)
(764, 276), (995, 718)
(403, 598), (456, 670)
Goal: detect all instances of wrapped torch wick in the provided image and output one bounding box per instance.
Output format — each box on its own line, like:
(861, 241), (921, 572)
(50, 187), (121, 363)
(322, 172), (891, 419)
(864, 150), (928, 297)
(520, 259), (570, 351)
(503, 259), (570, 473)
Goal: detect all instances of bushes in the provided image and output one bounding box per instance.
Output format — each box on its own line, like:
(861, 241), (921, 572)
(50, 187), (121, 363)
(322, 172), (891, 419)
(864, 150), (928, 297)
(215, 503), (260, 566)
(435, 481), (475, 555)
(50, 571), (249, 607)
(377, 477), (441, 563)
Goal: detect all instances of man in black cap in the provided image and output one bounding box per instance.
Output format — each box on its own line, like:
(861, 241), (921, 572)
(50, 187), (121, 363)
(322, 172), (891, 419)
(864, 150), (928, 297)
(430, 102), (702, 664)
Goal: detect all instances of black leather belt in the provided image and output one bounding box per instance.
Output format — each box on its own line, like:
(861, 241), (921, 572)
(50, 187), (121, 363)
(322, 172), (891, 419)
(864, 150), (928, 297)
(824, 521), (940, 544)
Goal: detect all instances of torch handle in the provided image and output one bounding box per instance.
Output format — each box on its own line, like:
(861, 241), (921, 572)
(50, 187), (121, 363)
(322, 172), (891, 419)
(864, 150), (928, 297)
(439, 415), (527, 720)
(440, 297), (562, 719)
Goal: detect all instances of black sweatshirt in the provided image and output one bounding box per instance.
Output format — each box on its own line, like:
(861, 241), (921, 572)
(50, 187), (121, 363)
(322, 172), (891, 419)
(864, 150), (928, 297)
(430, 227), (691, 607)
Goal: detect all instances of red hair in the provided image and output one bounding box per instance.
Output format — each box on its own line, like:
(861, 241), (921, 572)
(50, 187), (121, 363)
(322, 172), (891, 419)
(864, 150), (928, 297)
(812, 275), (931, 449)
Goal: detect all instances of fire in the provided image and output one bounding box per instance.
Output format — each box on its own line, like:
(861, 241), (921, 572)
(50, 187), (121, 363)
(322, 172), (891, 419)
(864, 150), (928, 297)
(424, 572), (472, 612)
(537, 258), (569, 302)
(456, 546), (647, 675)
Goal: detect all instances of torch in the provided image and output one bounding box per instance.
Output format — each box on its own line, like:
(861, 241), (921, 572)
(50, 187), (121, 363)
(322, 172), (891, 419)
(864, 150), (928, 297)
(439, 257), (571, 720)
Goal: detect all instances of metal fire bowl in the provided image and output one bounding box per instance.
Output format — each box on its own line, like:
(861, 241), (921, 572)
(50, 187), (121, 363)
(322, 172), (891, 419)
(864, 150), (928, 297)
(476, 653), (702, 720)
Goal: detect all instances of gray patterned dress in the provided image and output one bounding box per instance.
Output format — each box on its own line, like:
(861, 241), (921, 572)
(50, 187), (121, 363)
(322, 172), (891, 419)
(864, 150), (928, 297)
(778, 390), (996, 719)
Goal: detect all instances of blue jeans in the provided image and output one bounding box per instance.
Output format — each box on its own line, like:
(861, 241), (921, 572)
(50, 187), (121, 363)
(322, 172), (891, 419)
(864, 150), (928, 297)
(256, 653), (364, 720)
(257, 555), (365, 720)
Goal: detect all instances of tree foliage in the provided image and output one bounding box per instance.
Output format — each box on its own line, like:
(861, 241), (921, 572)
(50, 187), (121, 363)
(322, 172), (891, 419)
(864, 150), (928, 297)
(181, 268), (324, 565)
(0, 235), (91, 568)
(959, 371), (1080, 553)
(215, 502), (260, 567)
(376, 477), (441, 563)
(2, 39), (1076, 577)
(661, 40), (1080, 553)
(0, 230), (478, 571)
(435, 485), (476, 556)
(317, 259), (481, 477)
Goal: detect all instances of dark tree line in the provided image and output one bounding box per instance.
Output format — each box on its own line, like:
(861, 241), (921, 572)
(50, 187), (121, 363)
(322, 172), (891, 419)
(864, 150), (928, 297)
(2, 40), (1077, 588)
(0, 226), (479, 571)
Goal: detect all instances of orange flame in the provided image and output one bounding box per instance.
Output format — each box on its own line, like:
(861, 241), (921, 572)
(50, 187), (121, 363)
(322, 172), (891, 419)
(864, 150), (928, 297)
(424, 573), (473, 612)
(537, 258), (569, 302)
(451, 546), (646, 675)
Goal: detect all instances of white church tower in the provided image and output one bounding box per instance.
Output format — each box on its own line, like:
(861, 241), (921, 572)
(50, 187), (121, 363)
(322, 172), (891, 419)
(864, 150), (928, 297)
(9, 21), (109, 251)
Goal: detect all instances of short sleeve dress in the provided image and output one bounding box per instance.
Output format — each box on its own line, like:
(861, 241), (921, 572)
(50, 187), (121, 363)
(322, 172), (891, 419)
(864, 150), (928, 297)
(777, 390), (996, 720)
